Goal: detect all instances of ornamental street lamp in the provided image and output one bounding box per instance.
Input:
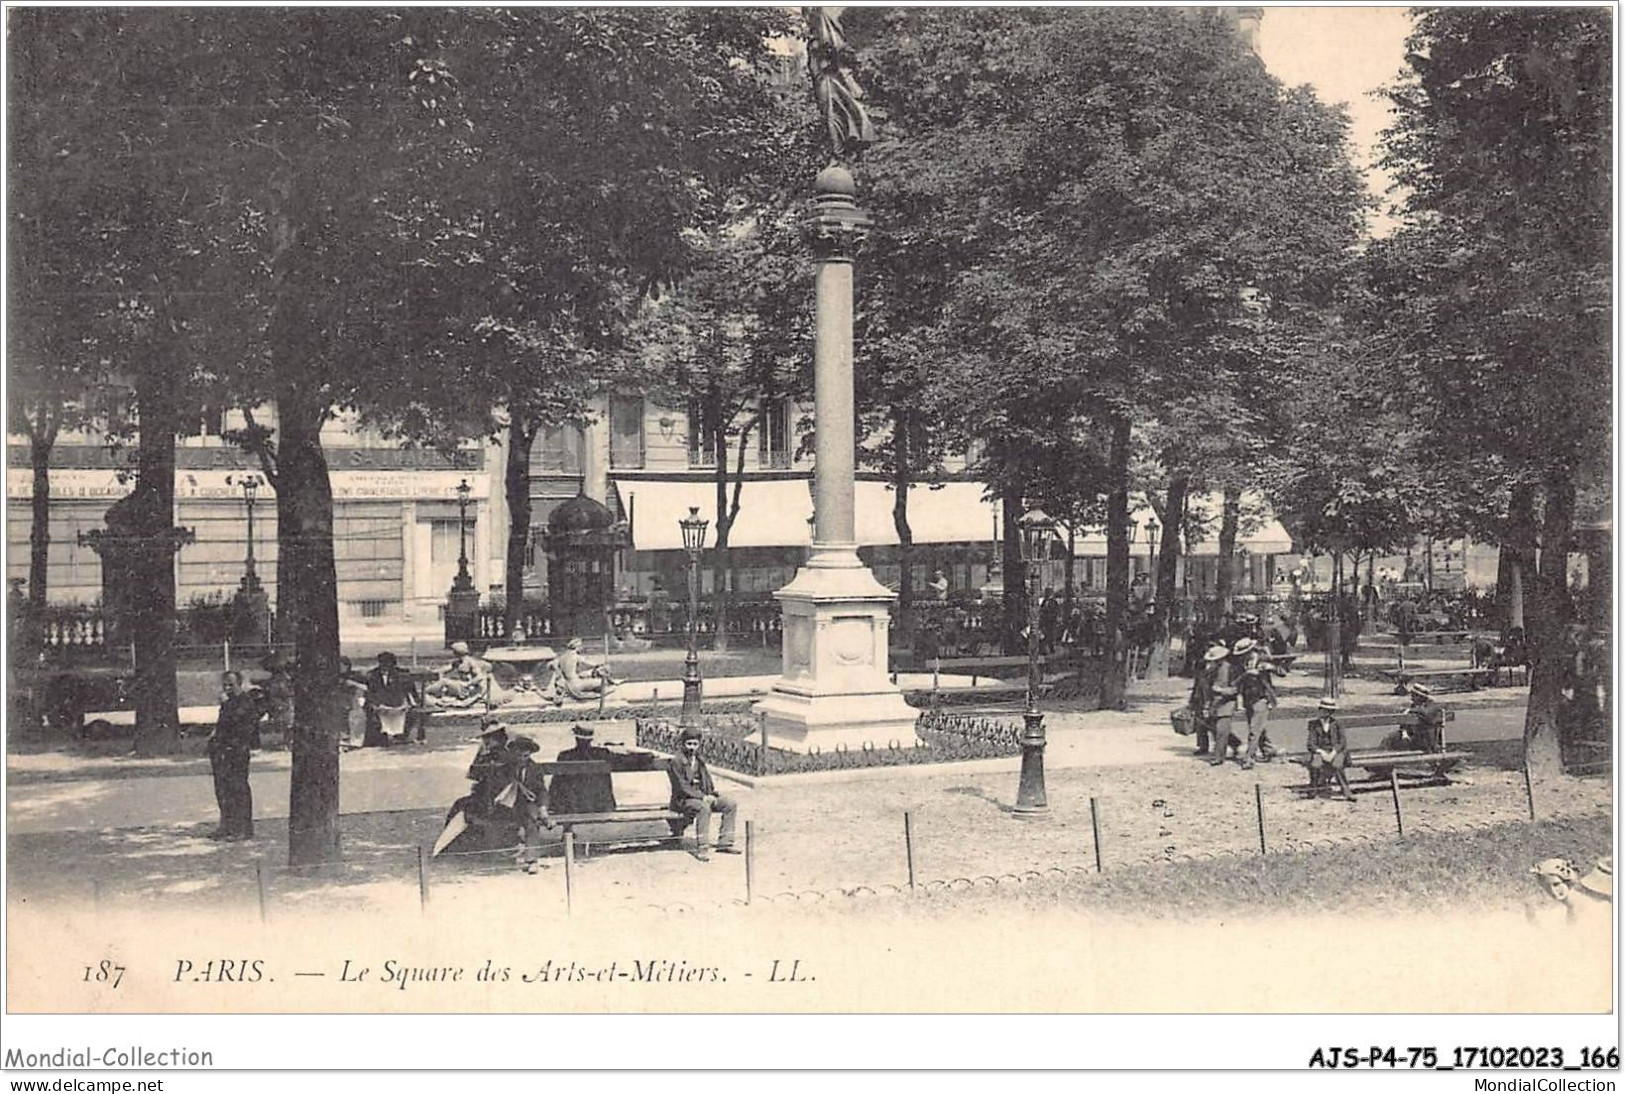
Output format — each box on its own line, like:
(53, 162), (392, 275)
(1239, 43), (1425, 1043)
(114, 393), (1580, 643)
(679, 505), (710, 728)
(453, 478), (474, 593)
(1145, 517), (1160, 592)
(1014, 507), (1056, 817)
(238, 474), (263, 585)
(225, 473), (270, 646)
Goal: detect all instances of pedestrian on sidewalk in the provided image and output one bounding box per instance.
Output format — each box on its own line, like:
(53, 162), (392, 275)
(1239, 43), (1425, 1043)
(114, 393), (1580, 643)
(667, 727), (738, 861)
(208, 671), (262, 841)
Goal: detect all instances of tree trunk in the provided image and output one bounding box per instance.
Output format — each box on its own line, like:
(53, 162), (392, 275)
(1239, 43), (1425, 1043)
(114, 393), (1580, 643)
(129, 344), (183, 757)
(1100, 415), (1132, 710)
(1063, 526), (1076, 618)
(1146, 474), (1187, 680)
(1214, 486), (1241, 613)
(278, 393), (343, 867)
(1523, 471), (1573, 778)
(503, 416), (536, 638)
(715, 401), (734, 656)
(28, 425), (54, 613)
(1001, 489), (1024, 655)
(891, 404), (914, 622)
(1325, 551), (1343, 698)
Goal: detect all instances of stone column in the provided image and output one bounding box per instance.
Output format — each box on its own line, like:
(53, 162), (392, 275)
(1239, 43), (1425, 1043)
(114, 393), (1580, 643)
(755, 166), (917, 751)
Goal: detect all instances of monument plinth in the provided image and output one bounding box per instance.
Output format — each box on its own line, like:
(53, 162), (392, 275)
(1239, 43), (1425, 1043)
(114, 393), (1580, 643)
(755, 165), (917, 751)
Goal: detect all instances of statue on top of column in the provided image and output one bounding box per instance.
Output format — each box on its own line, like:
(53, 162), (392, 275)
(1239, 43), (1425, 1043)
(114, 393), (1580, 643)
(805, 7), (876, 163)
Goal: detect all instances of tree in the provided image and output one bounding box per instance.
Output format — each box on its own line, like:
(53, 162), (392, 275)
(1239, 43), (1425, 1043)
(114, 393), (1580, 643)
(888, 9), (1365, 707)
(1376, 8), (1610, 772)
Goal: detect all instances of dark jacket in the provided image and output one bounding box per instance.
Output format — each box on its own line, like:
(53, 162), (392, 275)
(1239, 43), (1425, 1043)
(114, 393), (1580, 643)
(667, 752), (717, 805)
(550, 743), (618, 814)
(213, 690), (264, 754)
(1306, 716), (1347, 765)
(365, 665), (419, 708)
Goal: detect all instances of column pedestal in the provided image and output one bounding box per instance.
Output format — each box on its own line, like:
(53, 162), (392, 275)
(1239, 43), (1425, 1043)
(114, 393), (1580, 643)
(755, 545), (917, 752)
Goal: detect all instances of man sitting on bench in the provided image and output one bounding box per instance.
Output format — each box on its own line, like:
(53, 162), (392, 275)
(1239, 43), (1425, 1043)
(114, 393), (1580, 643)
(667, 727), (739, 862)
(1306, 696), (1355, 803)
(1393, 681), (1445, 752)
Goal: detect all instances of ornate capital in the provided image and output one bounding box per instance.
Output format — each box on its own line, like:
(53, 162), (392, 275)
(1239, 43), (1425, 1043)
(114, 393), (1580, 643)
(804, 165), (872, 260)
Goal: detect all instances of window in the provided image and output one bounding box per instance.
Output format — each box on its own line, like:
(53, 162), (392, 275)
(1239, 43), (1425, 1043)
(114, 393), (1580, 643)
(180, 405), (224, 439)
(609, 394), (645, 470)
(687, 398), (715, 468)
(759, 397), (790, 469)
(538, 426), (585, 473)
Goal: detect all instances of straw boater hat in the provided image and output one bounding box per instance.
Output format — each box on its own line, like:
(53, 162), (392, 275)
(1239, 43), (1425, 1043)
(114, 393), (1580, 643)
(468, 719), (509, 743)
(1316, 696), (1338, 711)
(571, 724), (595, 740)
(1579, 857), (1613, 898)
(1408, 681), (1433, 697)
(567, 637), (583, 650)
(450, 640), (471, 656)
(1204, 644), (1229, 663)
(1231, 637), (1257, 657)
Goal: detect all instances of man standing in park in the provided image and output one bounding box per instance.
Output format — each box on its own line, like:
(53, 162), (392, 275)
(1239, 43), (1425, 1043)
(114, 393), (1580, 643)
(667, 727), (738, 862)
(208, 671), (263, 841)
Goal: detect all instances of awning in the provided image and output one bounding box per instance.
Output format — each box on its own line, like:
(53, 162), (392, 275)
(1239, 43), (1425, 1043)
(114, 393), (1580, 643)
(1066, 492), (1294, 558)
(613, 478), (1003, 551)
(853, 481), (1001, 546)
(615, 479), (812, 551)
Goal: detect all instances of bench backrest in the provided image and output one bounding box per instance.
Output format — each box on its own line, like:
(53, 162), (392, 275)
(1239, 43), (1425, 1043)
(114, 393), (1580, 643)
(1323, 710), (1456, 730)
(537, 760), (612, 776)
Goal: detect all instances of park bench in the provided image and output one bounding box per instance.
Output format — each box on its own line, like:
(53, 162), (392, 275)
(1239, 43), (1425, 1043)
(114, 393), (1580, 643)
(540, 761), (687, 853)
(1290, 710), (1469, 794)
(1377, 665), (1492, 693)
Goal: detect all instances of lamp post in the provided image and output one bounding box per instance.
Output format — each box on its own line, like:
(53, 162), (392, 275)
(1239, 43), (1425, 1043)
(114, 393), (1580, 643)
(238, 474), (263, 584)
(225, 473), (270, 647)
(1145, 517), (1160, 592)
(453, 478), (473, 592)
(1014, 508), (1056, 817)
(679, 505), (709, 728)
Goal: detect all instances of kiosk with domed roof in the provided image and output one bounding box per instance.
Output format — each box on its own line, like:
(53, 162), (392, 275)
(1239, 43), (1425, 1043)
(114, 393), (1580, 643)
(542, 490), (629, 639)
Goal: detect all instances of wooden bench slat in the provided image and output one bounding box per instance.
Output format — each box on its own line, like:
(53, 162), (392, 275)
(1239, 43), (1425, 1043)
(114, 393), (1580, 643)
(550, 809), (683, 825)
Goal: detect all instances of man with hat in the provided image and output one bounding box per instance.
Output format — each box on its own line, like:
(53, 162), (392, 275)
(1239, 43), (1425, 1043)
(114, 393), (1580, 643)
(1403, 681), (1445, 753)
(667, 727), (738, 861)
(1204, 643), (1240, 766)
(1188, 643), (1228, 757)
(497, 734), (552, 869)
(1234, 636), (1280, 766)
(365, 650), (421, 746)
(1305, 696), (1354, 802)
(549, 723), (619, 815)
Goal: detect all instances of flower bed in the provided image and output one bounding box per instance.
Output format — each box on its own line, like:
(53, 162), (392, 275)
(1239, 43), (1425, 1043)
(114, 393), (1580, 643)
(634, 709), (1022, 776)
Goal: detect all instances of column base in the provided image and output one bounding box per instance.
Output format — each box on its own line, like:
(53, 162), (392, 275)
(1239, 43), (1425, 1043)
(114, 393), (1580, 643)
(754, 687), (920, 753)
(755, 544), (919, 753)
